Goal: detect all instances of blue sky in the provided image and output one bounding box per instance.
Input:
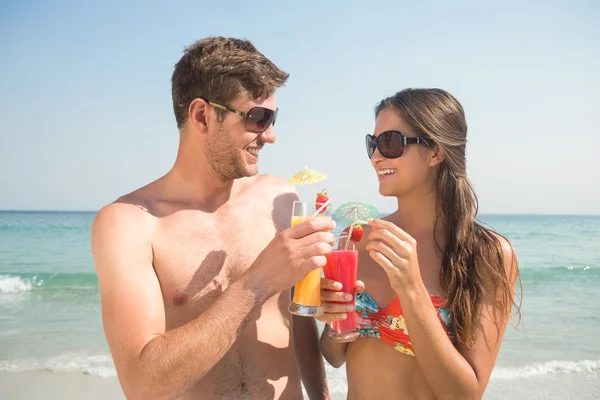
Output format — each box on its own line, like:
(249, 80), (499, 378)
(1, 0), (598, 214)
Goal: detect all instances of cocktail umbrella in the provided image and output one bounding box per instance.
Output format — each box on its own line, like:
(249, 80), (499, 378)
(288, 166), (327, 187)
(335, 202), (379, 250)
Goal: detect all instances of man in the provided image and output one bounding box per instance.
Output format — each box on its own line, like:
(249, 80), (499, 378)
(91, 37), (334, 400)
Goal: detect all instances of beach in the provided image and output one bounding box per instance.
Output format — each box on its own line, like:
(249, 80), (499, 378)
(0, 372), (125, 400)
(1, 211), (599, 399)
(1, 365), (600, 400)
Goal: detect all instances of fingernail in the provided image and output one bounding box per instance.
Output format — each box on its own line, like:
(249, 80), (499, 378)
(345, 294), (352, 301)
(334, 283), (342, 290)
(341, 314), (347, 320)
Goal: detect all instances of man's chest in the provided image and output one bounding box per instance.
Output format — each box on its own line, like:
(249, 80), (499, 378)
(150, 212), (278, 318)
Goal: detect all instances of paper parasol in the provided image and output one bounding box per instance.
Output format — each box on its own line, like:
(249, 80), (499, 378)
(335, 202), (379, 226)
(287, 166), (327, 186)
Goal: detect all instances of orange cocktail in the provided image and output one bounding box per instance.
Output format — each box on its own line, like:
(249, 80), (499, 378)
(288, 201), (332, 317)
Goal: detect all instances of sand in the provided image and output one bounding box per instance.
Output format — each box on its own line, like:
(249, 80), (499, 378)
(0, 372), (126, 400)
(2, 370), (599, 399)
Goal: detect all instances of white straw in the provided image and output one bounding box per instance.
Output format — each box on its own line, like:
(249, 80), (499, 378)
(344, 223), (355, 250)
(311, 197), (332, 217)
(345, 208), (359, 250)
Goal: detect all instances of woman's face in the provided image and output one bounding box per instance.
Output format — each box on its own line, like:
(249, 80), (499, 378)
(369, 108), (439, 198)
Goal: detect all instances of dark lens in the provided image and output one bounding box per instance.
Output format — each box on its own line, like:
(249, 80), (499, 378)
(365, 135), (376, 159)
(246, 107), (275, 133)
(379, 131), (403, 158)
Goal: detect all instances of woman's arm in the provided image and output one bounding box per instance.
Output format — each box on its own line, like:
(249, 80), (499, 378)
(317, 278), (364, 368)
(320, 324), (350, 368)
(366, 219), (518, 400)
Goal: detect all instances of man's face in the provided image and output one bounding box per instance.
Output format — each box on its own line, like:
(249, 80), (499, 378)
(205, 94), (277, 181)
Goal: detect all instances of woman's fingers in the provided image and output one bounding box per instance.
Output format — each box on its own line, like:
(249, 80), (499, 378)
(321, 289), (353, 302)
(356, 280), (365, 293)
(320, 277), (342, 291)
(321, 300), (355, 313)
(317, 312), (348, 324)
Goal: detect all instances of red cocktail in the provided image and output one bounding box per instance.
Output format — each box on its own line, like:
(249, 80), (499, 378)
(324, 247), (359, 342)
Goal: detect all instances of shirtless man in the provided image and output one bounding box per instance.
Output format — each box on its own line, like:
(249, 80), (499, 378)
(91, 37), (334, 400)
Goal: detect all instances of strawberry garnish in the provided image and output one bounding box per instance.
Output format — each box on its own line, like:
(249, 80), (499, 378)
(315, 190), (329, 214)
(343, 224), (364, 242)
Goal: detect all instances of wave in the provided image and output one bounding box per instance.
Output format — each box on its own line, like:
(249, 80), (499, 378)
(491, 359), (600, 380)
(0, 273), (98, 295)
(0, 263), (594, 286)
(0, 353), (116, 377)
(1, 353), (598, 386)
(0, 275), (35, 294)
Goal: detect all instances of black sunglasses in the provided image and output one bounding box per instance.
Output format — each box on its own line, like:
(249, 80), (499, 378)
(365, 130), (432, 159)
(207, 100), (278, 134)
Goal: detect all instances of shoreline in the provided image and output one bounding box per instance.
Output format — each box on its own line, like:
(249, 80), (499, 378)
(1, 370), (599, 400)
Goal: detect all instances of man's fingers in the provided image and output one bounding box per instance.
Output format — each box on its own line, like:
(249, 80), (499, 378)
(301, 242), (333, 260)
(300, 231), (335, 249)
(290, 218), (336, 239)
(300, 255), (328, 272)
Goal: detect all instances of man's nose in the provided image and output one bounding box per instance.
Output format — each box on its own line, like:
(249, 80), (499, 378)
(260, 126), (276, 144)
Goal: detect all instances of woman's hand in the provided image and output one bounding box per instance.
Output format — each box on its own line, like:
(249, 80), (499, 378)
(365, 218), (423, 291)
(316, 278), (365, 325)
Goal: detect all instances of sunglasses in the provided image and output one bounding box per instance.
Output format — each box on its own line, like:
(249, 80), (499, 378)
(207, 100), (278, 134)
(365, 130), (432, 159)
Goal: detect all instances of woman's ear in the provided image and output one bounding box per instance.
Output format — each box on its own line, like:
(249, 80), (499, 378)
(429, 146), (445, 167)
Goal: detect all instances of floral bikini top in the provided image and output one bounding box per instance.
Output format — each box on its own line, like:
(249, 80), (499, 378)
(355, 290), (456, 356)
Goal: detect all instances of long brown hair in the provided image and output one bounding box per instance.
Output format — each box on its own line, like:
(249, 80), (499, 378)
(375, 88), (521, 348)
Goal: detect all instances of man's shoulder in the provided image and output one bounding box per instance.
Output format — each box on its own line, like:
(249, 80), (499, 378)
(92, 194), (156, 239)
(242, 175), (298, 230)
(247, 174), (297, 195)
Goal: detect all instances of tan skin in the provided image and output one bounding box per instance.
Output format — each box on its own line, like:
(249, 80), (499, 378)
(92, 93), (334, 400)
(318, 108), (517, 400)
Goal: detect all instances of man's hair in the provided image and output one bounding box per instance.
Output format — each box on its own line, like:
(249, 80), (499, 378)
(171, 36), (289, 128)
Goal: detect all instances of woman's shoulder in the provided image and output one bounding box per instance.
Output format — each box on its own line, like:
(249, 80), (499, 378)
(482, 225), (516, 261)
(476, 224), (519, 285)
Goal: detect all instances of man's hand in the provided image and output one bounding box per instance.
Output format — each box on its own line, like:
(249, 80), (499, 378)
(250, 217), (336, 296)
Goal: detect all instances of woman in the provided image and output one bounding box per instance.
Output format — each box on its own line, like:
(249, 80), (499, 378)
(318, 88), (521, 399)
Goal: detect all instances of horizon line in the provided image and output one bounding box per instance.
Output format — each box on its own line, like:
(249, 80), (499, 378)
(1, 209), (599, 217)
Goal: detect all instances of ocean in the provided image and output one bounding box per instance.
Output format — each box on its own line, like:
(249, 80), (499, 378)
(0, 211), (599, 399)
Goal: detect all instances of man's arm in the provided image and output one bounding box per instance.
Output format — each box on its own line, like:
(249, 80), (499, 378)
(92, 202), (335, 400)
(92, 204), (270, 400)
(272, 180), (330, 399)
(292, 300), (330, 399)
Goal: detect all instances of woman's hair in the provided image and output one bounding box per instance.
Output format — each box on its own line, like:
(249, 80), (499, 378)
(375, 88), (521, 348)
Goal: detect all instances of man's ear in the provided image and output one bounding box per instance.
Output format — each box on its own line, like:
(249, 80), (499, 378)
(188, 98), (209, 134)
